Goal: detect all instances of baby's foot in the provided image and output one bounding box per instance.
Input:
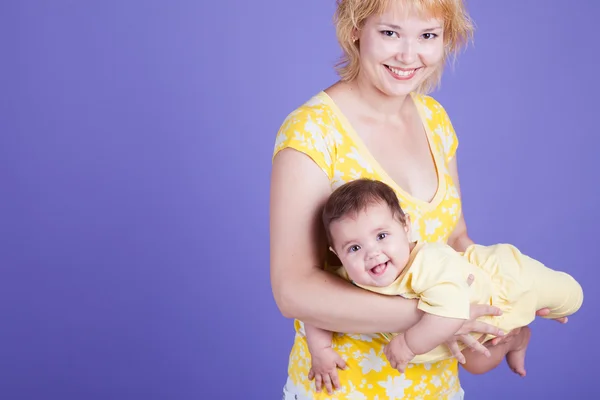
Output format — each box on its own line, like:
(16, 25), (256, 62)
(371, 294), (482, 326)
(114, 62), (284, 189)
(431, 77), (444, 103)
(505, 326), (531, 377)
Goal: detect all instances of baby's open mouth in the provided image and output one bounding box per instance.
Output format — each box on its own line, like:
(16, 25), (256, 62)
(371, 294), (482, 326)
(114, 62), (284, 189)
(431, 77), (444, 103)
(370, 261), (389, 276)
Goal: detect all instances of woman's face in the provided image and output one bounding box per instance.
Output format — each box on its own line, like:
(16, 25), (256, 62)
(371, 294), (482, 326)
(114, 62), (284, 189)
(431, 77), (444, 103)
(356, 4), (445, 97)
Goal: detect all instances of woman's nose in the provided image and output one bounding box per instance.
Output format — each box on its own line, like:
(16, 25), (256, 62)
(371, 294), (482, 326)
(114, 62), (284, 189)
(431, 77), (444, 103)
(396, 38), (417, 65)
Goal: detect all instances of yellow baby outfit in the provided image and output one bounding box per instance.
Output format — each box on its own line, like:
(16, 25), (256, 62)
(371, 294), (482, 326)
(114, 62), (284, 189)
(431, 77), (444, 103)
(349, 242), (583, 363)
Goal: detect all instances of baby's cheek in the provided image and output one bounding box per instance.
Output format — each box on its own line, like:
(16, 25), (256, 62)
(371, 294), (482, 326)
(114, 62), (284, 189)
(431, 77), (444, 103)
(346, 263), (371, 285)
(393, 252), (410, 271)
(345, 263), (362, 279)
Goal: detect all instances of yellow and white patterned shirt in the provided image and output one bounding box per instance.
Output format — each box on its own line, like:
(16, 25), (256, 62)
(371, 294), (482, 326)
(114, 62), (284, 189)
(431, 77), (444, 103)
(273, 90), (463, 399)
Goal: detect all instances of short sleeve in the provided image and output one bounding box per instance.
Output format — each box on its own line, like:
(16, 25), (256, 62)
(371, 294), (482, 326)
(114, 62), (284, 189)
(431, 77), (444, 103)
(409, 246), (471, 319)
(442, 115), (458, 163)
(272, 104), (335, 180)
(419, 95), (459, 163)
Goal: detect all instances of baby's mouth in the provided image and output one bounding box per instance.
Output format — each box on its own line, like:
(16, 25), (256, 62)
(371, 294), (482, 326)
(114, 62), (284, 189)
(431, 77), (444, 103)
(369, 261), (389, 276)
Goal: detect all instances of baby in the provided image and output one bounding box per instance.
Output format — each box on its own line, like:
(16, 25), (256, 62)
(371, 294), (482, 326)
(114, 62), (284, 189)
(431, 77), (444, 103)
(305, 178), (583, 393)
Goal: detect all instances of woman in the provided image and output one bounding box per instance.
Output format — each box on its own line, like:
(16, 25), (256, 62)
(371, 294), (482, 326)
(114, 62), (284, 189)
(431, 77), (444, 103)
(270, 0), (561, 398)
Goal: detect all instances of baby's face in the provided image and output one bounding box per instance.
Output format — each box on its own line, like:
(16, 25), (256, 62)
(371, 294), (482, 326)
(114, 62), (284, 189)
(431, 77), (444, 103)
(329, 201), (412, 287)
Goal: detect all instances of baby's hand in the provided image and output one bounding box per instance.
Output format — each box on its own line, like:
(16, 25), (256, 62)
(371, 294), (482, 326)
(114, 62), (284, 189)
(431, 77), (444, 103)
(308, 346), (347, 394)
(383, 334), (415, 374)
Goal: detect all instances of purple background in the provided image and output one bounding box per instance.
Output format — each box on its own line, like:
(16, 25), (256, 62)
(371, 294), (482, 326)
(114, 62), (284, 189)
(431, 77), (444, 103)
(2, 0), (598, 398)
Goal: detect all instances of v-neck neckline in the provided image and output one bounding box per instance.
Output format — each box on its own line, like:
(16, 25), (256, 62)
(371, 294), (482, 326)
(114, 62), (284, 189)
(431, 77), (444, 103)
(318, 90), (445, 210)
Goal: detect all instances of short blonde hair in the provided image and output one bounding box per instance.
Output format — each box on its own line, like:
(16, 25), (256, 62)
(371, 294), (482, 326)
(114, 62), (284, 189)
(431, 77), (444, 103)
(333, 0), (474, 94)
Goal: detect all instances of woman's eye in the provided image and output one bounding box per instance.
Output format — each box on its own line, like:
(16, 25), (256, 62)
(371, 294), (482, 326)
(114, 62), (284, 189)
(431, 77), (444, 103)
(382, 30), (397, 38)
(422, 33), (438, 40)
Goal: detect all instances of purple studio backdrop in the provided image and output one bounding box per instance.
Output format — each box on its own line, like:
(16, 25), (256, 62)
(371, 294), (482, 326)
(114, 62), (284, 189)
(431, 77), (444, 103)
(2, 0), (599, 399)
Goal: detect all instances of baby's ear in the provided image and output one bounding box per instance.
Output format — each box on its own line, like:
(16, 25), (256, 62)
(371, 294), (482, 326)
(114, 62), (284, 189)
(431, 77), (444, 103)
(329, 246), (337, 255)
(404, 213), (412, 233)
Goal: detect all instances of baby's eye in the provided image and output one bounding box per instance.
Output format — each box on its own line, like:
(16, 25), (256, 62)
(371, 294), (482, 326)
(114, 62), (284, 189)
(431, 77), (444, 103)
(349, 245), (361, 253)
(377, 233), (388, 240)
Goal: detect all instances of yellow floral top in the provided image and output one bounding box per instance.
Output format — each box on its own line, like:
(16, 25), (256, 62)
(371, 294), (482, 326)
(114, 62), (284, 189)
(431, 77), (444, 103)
(273, 90), (463, 399)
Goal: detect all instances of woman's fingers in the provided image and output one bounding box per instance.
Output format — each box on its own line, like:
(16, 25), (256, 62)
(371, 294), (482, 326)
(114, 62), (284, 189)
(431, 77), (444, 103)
(537, 308), (568, 324)
(470, 303), (502, 319)
(470, 320), (504, 337)
(446, 340), (465, 364)
(459, 334), (490, 357)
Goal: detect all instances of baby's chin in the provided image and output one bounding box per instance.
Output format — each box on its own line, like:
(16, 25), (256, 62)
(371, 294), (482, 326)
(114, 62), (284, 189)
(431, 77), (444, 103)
(371, 275), (398, 287)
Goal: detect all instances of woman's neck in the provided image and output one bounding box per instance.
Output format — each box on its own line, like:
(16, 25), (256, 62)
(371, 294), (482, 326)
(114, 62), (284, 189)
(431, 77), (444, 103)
(349, 75), (411, 121)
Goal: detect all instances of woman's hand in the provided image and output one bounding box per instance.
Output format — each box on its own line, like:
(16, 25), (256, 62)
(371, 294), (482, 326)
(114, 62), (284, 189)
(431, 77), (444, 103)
(535, 307), (568, 324)
(444, 274), (505, 364)
(445, 303), (504, 363)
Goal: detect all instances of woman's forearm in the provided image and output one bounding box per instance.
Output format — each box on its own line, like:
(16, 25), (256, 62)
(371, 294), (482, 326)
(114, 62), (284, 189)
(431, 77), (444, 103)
(277, 268), (423, 334)
(450, 234), (474, 252)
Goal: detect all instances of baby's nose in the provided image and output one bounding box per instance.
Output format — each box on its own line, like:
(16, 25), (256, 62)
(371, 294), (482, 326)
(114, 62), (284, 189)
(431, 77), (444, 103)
(366, 246), (381, 259)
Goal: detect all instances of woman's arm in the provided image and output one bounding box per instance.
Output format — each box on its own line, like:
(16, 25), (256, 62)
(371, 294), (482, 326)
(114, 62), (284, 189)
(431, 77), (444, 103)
(270, 148), (424, 334)
(446, 156), (475, 252)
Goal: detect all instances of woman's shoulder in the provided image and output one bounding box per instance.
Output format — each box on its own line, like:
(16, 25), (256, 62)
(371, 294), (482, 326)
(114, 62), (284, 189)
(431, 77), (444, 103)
(275, 90), (346, 151)
(273, 91), (343, 175)
(278, 91), (335, 131)
(411, 92), (452, 123)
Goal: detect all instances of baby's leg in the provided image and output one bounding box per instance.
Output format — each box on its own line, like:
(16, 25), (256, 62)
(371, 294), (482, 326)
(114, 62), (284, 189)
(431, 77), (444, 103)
(461, 327), (531, 377)
(525, 258), (583, 319)
(469, 244), (583, 319)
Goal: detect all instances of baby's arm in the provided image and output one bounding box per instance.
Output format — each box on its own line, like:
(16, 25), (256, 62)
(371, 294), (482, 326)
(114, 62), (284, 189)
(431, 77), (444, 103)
(304, 323), (347, 394)
(305, 323), (334, 353)
(405, 313), (465, 354)
(384, 314), (464, 372)
(384, 246), (476, 372)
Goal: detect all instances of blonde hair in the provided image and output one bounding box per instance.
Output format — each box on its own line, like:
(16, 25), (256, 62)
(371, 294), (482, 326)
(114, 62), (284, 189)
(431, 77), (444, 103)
(333, 0), (474, 94)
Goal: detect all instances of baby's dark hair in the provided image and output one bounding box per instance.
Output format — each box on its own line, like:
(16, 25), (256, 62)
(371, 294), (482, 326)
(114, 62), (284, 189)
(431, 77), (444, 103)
(322, 179), (407, 245)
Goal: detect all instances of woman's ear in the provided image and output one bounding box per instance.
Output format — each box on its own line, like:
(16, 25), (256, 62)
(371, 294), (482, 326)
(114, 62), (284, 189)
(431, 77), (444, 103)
(351, 27), (360, 43)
